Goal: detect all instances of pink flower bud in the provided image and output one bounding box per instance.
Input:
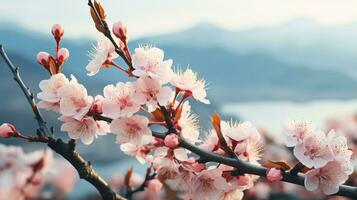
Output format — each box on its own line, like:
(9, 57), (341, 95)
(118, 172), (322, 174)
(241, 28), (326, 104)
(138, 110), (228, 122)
(51, 24), (64, 39)
(91, 96), (104, 114)
(57, 48), (69, 63)
(237, 174), (251, 186)
(164, 134), (180, 148)
(30, 173), (44, 185)
(146, 179), (162, 192)
(0, 123), (16, 138)
(112, 21), (128, 41)
(36, 52), (51, 66)
(266, 168), (283, 182)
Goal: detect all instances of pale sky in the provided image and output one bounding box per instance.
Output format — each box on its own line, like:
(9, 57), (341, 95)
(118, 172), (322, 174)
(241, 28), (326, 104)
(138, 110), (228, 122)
(1, 0), (357, 39)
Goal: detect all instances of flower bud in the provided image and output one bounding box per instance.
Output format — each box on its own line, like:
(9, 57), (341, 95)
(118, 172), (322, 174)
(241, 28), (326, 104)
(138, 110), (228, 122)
(146, 179), (162, 192)
(164, 134), (180, 149)
(112, 21), (128, 42)
(51, 24), (64, 40)
(237, 174), (251, 186)
(0, 123), (16, 138)
(57, 48), (69, 63)
(91, 95), (104, 114)
(192, 163), (205, 172)
(266, 168), (283, 182)
(37, 52), (51, 66)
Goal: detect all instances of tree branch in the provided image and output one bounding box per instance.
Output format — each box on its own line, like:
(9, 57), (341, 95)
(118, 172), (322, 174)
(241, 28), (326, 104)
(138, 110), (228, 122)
(0, 45), (125, 200)
(93, 114), (357, 199)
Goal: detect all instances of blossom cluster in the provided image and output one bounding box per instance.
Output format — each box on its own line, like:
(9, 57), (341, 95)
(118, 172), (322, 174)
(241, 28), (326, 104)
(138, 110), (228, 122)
(0, 143), (77, 200)
(285, 120), (354, 195)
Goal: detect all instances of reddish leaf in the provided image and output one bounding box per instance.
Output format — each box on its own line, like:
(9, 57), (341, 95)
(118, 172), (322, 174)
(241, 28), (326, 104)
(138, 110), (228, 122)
(124, 167), (133, 190)
(263, 160), (291, 171)
(90, 0), (106, 33)
(151, 108), (165, 122)
(47, 57), (57, 75)
(211, 113), (235, 157)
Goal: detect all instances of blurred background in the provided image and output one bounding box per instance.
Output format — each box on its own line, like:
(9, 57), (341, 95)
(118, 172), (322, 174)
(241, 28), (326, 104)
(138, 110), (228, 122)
(0, 0), (357, 199)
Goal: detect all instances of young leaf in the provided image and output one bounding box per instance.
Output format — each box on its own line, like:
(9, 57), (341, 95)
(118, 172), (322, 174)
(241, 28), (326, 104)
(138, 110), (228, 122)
(90, 0), (106, 33)
(263, 160), (291, 171)
(211, 113), (236, 157)
(124, 167), (133, 190)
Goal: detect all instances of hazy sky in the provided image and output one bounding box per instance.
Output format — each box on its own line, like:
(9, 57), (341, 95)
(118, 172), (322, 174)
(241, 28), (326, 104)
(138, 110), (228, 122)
(1, 0), (357, 39)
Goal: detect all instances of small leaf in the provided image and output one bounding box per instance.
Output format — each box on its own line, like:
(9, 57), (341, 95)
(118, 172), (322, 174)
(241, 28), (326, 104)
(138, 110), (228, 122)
(173, 103), (184, 123)
(263, 160), (291, 171)
(151, 108), (165, 122)
(47, 57), (57, 75)
(211, 113), (235, 157)
(124, 167), (133, 190)
(90, 0), (106, 33)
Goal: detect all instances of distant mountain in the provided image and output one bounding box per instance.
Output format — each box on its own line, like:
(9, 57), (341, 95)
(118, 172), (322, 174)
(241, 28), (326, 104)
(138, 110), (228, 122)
(138, 20), (357, 78)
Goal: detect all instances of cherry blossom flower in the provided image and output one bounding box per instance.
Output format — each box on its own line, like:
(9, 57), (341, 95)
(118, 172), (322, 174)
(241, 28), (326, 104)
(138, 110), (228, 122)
(284, 120), (315, 147)
(120, 143), (154, 164)
(102, 82), (140, 118)
(177, 101), (200, 143)
(133, 77), (172, 112)
(57, 75), (93, 120)
(266, 168), (283, 182)
(153, 146), (189, 180)
(189, 168), (229, 200)
(171, 68), (210, 104)
(294, 130), (334, 168)
(37, 73), (69, 112)
(132, 46), (173, 84)
(0, 123), (16, 138)
(327, 130), (353, 163)
(60, 116), (109, 144)
(305, 161), (350, 195)
(110, 115), (152, 145)
(86, 35), (118, 76)
(147, 179), (162, 192)
(220, 189), (244, 200)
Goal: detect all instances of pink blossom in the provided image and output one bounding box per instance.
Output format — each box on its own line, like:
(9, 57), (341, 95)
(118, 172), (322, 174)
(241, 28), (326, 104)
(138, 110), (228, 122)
(153, 157), (180, 180)
(60, 116), (109, 144)
(102, 82), (140, 118)
(37, 73), (69, 112)
(132, 47), (173, 84)
(220, 189), (244, 200)
(0, 123), (16, 138)
(36, 51), (51, 66)
(133, 77), (173, 112)
(171, 68), (210, 104)
(51, 24), (64, 39)
(305, 161), (350, 195)
(200, 130), (219, 152)
(57, 75), (93, 120)
(90, 95), (104, 114)
(190, 168), (229, 200)
(112, 21), (128, 41)
(153, 146), (188, 180)
(120, 143), (154, 164)
(327, 130), (353, 163)
(294, 130), (334, 168)
(86, 35), (118, 76)
(164, 134), (180, 148)
(177, 101), (200, 143)
(57, 48), (69, 63)
(50, 160), (77, 194)
(266, 168), (283, 182)
(146, 179), (162, 192)
(284, 120), (315, 147)
(110, 115), (152, 145)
